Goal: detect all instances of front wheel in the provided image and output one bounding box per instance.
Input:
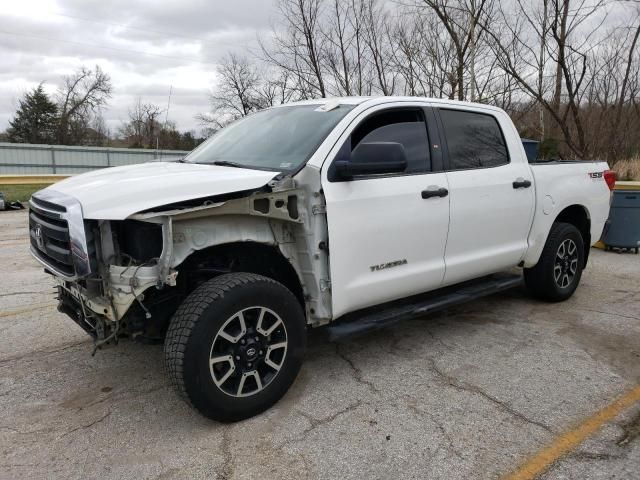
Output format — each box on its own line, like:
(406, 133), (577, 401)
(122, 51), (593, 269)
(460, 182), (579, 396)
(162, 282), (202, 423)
(524, 222), (585, 302)
(164, 273), (306, 422)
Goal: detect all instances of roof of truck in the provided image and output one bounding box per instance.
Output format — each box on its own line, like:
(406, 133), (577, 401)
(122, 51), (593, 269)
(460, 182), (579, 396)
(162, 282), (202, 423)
(282, 96), (504, 112)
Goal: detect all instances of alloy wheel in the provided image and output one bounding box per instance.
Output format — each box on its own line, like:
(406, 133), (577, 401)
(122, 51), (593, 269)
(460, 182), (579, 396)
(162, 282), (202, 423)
(209, 306), (288, 397)
(554, 238), (579, 289)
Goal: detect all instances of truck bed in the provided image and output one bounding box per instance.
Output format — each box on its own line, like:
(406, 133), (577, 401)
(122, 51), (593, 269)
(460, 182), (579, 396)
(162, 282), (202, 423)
(522, 159), (611, 267)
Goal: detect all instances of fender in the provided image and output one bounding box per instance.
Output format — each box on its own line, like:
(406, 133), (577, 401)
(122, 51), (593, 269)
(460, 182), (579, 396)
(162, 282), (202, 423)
(129, 179), (333, 325)
(523, 203), (592, 268)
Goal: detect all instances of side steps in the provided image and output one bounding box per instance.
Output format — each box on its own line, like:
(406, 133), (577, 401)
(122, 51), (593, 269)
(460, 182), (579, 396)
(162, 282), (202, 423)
(326, 272), (523, 341)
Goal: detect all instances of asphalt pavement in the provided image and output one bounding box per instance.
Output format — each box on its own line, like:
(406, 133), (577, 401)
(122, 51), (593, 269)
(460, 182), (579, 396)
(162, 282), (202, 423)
(1, 209), (638, 479)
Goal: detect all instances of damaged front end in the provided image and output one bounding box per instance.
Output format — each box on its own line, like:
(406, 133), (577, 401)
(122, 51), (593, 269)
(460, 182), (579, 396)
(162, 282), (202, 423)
(54, 268), (179, 351)
(30, 189), (179, 351)
(30, 170), (332, 353)
(51, 215), (179, 351)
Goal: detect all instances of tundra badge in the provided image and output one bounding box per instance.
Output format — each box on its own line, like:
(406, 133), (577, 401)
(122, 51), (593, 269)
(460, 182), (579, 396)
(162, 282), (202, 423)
(370, 259), (408, 272)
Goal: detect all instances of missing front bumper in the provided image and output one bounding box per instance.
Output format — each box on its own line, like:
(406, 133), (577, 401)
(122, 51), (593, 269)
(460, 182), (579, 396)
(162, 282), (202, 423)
(56, 286), (99, 339)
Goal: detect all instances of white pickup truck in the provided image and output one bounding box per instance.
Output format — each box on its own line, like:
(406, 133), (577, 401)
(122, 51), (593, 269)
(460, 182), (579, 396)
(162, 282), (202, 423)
(29, 97), (614, 421)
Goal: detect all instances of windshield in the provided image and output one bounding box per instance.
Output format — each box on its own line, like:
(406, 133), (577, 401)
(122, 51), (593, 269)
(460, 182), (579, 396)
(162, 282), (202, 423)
(185, 104), (355, 171)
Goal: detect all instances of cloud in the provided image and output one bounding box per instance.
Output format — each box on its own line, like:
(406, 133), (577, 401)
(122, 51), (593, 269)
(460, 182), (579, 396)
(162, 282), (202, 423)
(0, 0), (277, 134)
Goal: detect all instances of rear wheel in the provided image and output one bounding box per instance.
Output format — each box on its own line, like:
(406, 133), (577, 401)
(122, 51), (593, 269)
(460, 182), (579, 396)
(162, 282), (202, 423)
(524, 222), (585, 302)
(164, 273), (306, 422)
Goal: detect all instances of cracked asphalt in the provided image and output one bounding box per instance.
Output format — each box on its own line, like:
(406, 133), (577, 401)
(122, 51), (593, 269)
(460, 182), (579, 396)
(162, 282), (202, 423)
(1, 209), (639, 479)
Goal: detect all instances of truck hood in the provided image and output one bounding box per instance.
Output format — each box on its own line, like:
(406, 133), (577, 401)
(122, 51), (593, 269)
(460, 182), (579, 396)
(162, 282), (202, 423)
(44, 161), (278, 220)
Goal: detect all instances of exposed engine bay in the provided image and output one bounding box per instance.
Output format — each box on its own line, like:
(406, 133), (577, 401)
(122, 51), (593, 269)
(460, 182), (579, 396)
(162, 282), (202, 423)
(40, 169), (332, 353)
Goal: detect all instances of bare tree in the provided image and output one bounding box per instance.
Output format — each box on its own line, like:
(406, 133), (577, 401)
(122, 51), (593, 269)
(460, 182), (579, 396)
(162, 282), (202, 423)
(583, 11), (640, 160)
(213, 54), (262, 121)
(197, 54), (278, 128)
(56, 65), (112, 145)
(362, 0), (396, 95)
(322, 0), (354, 95)
(346, 0), (370, 95)
(390, 12), (455, 97)
(261, 0), (401, 97)
(480, 0), (614, 157)
(421, 0), (493, 101)
(261, 0), (327, 98)
(612, 17), (640, 150)
(120, 98), (164, 148)
(86, 113), (110, 147)
(256, 70), (297, 107)
(391, 17), (423, 96)
(214, 0), (640, 161)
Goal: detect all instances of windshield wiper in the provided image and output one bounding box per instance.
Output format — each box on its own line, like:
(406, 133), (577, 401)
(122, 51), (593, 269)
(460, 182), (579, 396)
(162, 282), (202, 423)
(212, 160), (251, 169)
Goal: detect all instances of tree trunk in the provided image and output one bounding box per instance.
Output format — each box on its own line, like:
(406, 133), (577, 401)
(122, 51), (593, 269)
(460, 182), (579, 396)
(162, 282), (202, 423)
(539, 0), (548, 140)
(550, 0), (569, 144)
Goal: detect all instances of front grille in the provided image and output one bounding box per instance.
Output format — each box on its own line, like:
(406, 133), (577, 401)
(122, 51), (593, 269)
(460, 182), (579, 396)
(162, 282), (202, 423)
(29, 191), (93, 279)
(29, 202), (75, 276)
(31, 196), (67, 213)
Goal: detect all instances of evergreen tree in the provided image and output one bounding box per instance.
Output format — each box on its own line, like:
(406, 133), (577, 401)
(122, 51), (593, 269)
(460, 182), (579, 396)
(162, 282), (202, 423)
(7, 84), (58, 144)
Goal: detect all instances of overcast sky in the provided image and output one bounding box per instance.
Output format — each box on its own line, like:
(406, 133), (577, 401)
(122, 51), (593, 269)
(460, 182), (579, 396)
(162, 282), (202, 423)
(0, 0), (278, 135)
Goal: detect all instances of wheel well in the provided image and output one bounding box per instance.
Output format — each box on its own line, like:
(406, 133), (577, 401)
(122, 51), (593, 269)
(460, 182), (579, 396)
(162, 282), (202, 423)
(122, 242), (305, 343)
(178, 242), (305, 307)
(555, 205), (591, 266)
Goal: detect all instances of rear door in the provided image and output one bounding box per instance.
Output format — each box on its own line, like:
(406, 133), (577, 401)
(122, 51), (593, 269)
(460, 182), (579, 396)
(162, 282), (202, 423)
(322, 103), (450, 318)
(435, 107), (535, 285)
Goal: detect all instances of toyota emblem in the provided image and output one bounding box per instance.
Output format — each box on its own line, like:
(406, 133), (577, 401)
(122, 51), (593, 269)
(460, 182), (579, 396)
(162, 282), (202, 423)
(34, 224), (44, 250)
(246, 347), (257, 358)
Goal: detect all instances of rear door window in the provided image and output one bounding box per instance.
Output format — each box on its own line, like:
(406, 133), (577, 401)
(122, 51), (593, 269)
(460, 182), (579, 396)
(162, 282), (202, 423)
(439, 109), (509, 170)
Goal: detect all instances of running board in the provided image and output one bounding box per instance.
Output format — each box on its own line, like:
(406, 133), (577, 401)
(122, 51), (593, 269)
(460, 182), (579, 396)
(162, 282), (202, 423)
(326, 273), (523, 341)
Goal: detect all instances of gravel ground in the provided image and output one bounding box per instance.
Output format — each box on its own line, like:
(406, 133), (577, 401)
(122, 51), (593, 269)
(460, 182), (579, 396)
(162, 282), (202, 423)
(0, 209), (638, 479)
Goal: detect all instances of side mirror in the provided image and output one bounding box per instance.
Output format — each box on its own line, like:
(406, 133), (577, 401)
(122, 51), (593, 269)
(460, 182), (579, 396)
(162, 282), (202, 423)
(335, 142), (407, 179)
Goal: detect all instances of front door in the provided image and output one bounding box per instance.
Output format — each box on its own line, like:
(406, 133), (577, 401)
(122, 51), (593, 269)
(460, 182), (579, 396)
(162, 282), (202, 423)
(322, 104), (450, 318)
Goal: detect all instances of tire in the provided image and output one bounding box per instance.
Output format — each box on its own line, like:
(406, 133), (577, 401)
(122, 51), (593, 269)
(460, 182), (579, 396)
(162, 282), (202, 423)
(524, 222), (585, 302)
(164, 273), (306, 422)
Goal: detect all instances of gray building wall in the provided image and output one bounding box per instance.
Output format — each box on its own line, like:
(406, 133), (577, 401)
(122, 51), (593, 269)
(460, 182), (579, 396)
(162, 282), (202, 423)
(0, 143), (191, 175)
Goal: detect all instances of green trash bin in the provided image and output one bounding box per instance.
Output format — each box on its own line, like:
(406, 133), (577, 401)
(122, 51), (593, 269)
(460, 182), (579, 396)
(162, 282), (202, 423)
(602, 183), (640, 253)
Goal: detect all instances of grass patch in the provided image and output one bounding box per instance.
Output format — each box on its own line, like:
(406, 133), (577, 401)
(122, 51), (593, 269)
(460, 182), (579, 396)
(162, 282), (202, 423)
(0, 184), (51, 202)
(612, 158), (640, 181)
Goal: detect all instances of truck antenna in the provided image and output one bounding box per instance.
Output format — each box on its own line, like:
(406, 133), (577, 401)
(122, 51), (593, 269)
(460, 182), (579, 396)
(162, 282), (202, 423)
(157, 85), (172, 158)
(164, 84), (172, 129)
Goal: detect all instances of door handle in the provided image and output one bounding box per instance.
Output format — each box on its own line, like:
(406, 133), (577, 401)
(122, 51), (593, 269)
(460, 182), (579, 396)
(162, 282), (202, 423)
(421, 187), (449, 199)
(512, 178), (532, 189)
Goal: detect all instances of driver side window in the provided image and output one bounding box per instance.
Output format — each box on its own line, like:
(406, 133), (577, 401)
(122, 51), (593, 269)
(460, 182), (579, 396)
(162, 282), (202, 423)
(350, 109), (431, 174)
